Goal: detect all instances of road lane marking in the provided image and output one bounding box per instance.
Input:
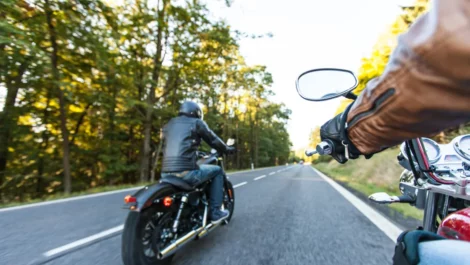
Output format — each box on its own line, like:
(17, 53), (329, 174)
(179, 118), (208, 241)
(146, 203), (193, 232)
(0, 187), (144, 213)
(2, 166), (290, 212)
(311, 167), (402, 241)
(254, 175), (266, 181)
(41, 180), (250, 259)
(233, 182), (248, 188)
(37, 166), (307, 261)
(43, 225), (124, 257)
(227, 166), (279, 175)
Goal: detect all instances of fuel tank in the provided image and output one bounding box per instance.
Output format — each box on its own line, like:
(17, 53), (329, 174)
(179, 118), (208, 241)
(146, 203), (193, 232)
(437, 207), (470, 242)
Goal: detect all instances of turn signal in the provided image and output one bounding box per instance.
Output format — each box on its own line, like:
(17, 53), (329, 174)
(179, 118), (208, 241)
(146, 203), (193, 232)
(163, 196), (173, 207)
(124, 195), (136, 204)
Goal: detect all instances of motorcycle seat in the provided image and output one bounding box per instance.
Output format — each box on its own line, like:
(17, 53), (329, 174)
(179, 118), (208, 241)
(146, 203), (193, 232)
(160, 175), (195, 191)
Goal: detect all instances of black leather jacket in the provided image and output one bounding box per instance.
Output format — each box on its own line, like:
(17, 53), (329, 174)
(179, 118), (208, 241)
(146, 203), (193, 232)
(161, 115), (230, 172)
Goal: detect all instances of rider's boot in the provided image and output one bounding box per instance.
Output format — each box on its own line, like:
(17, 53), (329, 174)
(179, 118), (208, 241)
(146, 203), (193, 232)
(210, 207), (229, 224)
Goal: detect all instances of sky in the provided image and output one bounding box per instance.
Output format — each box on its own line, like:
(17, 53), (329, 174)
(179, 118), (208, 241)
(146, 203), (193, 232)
(204, 0), (414, 150)
(0, 0), (414, 150)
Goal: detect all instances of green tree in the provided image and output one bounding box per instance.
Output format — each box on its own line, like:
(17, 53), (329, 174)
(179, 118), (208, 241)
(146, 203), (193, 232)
(0, 0), (292, 204)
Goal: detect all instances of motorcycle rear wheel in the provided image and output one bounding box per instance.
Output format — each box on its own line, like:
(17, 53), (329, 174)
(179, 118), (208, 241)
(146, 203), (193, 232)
(122, 208), (174, 265)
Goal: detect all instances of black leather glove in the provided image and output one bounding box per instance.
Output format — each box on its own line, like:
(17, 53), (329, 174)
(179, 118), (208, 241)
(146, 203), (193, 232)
(226, 146), (237, 154)
(320, 112), (363, 164)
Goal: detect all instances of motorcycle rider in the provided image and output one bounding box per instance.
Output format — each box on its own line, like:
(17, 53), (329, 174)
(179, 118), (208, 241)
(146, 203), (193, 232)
(317, 1), (470, 264)
(160, 101), (236, 224)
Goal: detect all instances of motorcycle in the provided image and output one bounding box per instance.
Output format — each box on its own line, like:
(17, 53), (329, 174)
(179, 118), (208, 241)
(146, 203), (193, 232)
(295, 68), (470, 241)
(121, 139), (236, 265)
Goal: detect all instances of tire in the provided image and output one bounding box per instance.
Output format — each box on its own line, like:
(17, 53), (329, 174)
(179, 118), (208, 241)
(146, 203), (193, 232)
(222, 180), (235, 225)
(121, 207), (174, 265)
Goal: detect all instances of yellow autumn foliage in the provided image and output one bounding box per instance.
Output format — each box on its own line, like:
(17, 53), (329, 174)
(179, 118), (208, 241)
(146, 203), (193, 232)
(335, 0), (430, 116)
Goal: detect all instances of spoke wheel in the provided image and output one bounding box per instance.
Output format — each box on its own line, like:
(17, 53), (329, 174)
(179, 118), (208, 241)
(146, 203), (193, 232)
(122, 209), (175, 265)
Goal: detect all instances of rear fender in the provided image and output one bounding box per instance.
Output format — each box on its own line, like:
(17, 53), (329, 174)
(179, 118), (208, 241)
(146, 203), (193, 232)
(123, 182), (178, 212)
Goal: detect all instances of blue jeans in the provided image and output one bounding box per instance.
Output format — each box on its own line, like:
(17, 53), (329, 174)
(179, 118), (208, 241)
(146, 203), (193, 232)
(162, 165), (224, 210)
(418, 240), (470, 265)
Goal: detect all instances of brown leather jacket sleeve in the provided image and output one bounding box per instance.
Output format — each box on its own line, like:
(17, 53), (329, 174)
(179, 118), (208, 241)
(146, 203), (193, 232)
(347, 0), (470, 155)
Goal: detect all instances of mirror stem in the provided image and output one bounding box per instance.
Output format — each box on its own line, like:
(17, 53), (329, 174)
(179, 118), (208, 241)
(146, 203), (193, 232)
(344, 92), (357, 100)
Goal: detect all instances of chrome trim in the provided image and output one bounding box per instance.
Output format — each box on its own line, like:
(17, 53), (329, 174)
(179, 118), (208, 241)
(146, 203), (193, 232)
(453, 134), (470, 161)
(158, 226), (204, 259)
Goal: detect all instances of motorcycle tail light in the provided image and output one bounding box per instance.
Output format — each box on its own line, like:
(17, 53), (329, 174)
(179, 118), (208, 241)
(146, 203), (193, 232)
(163, 196), (173, 207)
(124, 195), (136, 204)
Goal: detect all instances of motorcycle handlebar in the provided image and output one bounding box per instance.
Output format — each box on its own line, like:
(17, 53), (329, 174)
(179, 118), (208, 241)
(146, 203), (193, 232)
(305, 141), (333, 157)
(316, 141), (332, 155)
(305, 150), (317, 157)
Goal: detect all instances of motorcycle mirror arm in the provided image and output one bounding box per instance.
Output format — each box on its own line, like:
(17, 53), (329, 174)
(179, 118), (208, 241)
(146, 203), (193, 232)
(344, 91), (357, 100)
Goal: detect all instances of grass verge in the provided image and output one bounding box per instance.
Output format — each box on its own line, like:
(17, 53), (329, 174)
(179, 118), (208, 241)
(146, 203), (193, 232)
(313, 148), (424, 220)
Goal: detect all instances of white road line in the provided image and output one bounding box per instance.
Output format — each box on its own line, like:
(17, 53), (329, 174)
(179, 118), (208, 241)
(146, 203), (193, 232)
(2, 166), (286, 213)
(311, 167), (402, 241)
(269, 172), (275, 175)
(228, 167), (274, 175)
(40, 166), (300, 259)
(42, 180), (250, 258)
(233, 182), (248, 188)
(254, 175), (266, 181)
(0, 187), (143, 213)
(43, 225), (124, 257)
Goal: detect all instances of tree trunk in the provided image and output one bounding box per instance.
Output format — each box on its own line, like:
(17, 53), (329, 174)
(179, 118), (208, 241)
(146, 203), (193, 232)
(236, 121), (240, 169)
(235, 96), (241, 169)
(249, 112), (255, 168)
(37, 91), (52, 198)
(125, 125), (134, 184)
(140, 0), (168, 183)
(45, 0), (72, 194)
(0, 60), (29, 201)
(150, 129), (163, 182)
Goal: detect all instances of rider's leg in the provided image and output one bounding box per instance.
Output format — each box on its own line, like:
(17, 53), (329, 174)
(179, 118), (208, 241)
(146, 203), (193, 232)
(418, 240), (470, 265)
(197, 164), (228, 223)
(166, 165), (227, 223)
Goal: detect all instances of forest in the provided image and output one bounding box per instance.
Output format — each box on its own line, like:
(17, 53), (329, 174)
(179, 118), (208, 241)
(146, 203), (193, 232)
(0, 0), (292, 204)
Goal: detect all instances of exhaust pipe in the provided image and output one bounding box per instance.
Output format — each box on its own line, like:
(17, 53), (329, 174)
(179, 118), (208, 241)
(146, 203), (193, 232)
(158, 205), (229, 259)
(158, 227), (204, 259)
(197, 220), (225, 239)
(197, 206), (230, 239)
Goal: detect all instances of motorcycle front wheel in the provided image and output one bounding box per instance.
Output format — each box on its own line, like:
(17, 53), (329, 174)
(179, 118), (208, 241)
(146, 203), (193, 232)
(121, 208), (174, 265)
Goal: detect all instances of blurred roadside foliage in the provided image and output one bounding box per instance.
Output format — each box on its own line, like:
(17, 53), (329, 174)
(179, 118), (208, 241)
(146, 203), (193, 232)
(0, 0), (291, 204)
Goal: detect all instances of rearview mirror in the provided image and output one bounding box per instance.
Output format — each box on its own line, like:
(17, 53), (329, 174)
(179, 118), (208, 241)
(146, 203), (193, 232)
(368, 192), (396, 204)
(227, 138), (235, 146)
(295, 68), (357, 101)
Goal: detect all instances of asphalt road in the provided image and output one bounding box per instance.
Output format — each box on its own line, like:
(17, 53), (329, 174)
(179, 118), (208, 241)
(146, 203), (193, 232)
(0, 165), (396, 265)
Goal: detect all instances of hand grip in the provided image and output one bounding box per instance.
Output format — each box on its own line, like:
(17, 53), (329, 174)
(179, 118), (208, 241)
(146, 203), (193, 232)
(316, 141), (332, 155)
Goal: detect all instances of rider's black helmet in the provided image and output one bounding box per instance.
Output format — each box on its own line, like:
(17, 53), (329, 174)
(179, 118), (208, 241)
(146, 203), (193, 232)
(178, 101), (204, 120)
